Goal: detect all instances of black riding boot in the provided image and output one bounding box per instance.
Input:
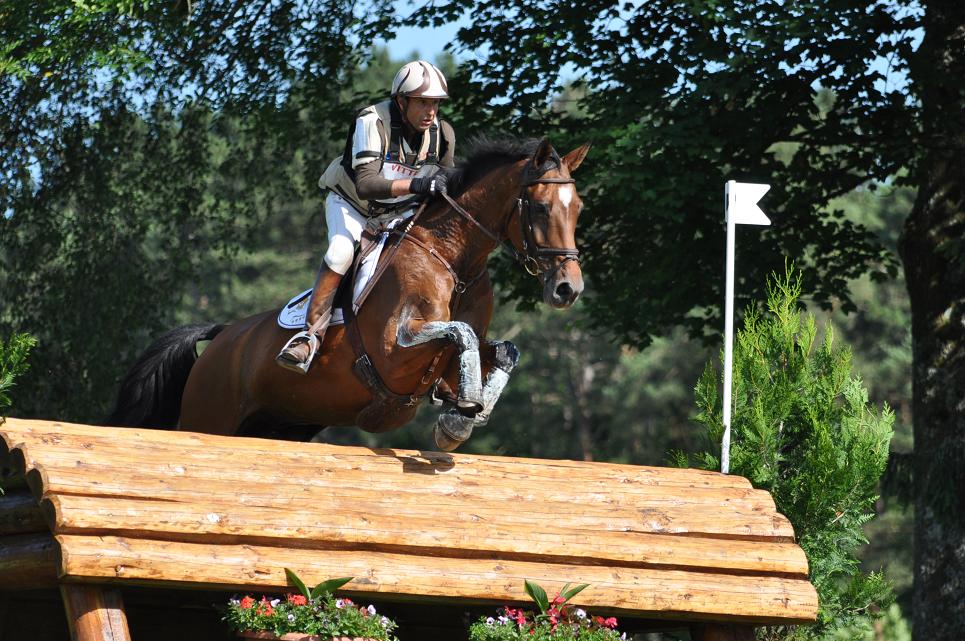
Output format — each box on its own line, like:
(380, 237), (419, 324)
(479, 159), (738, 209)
(275, 265), (344, 374)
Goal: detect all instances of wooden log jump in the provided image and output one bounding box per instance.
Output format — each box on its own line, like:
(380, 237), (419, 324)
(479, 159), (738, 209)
(1, 417), (818, 639)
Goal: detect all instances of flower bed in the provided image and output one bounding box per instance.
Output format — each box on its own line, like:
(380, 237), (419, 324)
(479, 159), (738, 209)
(223, 573), (397, 641)
(468, 581), (626, 641)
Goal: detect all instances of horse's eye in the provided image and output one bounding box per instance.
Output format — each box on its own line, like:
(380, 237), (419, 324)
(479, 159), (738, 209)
(532, 201), (550, 219)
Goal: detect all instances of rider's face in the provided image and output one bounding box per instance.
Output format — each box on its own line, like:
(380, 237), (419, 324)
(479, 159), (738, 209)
(401, 97), (440, 132)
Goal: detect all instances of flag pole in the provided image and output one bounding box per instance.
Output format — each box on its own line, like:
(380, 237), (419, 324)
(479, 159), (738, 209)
(722, 181), (736, 474)
(721, 180), (770, 475)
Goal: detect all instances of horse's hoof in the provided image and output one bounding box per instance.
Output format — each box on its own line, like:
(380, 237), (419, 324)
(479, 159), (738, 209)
(433, 426), (463, 452)
(435, 411), (473, 451)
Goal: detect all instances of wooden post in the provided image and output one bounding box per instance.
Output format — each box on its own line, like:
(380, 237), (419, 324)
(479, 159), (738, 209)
(60, 585), (131, 641)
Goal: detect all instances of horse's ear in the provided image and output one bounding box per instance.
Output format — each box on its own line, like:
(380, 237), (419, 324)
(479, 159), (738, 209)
(533, 138), (554, 168)
(562, 142), (591, 173)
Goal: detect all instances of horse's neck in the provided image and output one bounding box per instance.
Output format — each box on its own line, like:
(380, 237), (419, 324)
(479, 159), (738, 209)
(418, 175), (519, 277)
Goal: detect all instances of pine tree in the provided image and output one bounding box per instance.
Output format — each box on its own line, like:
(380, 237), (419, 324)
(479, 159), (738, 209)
(678, 267), (894, 640)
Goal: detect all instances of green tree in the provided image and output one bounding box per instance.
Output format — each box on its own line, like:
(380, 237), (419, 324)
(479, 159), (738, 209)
(0, 332), (35, 495)
(0, 333), (35, 416)
(683, 268), (894, 639)
(0, 2), (391, 421)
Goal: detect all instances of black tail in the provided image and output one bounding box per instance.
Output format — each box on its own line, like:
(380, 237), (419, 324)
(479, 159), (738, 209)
(105, 323), (225, 428)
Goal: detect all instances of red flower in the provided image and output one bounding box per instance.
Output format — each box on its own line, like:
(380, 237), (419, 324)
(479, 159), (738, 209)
(258, 596), (274, 616)
(515, 610), (527, 626)
(594, 616), (605, 626)
(343, 598), (354, 606)
(287, 594), (307, 606)
(552, 595), (566, 606)
(239, 596), (255, 610)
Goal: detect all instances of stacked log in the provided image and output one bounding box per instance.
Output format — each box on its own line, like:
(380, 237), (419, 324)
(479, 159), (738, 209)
(0, 476), (58, 590)
(0, 418), (818, 624)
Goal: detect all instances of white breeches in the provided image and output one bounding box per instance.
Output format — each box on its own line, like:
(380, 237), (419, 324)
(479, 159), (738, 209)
(323, 192), (366, 275)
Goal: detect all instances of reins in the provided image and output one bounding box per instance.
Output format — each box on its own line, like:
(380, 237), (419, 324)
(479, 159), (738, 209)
(440, 166), (581, 280)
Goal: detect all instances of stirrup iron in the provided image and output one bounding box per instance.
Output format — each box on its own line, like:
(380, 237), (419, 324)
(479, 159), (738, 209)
(275, 331), (320, 375)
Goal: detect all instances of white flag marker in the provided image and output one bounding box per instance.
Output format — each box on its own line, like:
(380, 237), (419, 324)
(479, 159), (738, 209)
(722, 180), (770, 474)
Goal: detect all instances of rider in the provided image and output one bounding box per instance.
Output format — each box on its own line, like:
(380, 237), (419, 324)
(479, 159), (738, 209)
(276, 60), (456, 373)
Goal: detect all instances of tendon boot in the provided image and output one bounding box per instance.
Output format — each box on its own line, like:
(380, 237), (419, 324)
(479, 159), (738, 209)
(275, 265), (344, 374)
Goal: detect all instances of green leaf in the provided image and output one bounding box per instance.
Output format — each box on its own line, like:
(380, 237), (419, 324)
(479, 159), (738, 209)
(284, 567), (310, 600)
(523, 579), (549, 613)
(311, 577), (353, 599)
(560, 583), (589, 602)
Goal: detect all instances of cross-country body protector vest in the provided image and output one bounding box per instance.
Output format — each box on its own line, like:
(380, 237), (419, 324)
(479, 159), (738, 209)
(320, 100), (444, 217)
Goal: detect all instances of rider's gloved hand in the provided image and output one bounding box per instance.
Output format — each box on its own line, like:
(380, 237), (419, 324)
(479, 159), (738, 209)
(410, 173), (448, 196)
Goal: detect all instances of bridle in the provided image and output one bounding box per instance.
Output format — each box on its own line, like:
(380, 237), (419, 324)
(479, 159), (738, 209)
(440, 158), (581, 280)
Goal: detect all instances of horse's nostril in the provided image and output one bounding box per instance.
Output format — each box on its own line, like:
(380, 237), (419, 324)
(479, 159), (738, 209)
(555, 281), (573, 300)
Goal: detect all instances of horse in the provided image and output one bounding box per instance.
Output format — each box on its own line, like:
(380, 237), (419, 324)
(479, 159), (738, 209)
(107, 137), (589, 450)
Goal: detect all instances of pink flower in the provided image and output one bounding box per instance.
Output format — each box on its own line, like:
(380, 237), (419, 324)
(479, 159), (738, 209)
(604, 617), (618, 629)
(552, 595), (566, 606)
(515, 610), (527, 627)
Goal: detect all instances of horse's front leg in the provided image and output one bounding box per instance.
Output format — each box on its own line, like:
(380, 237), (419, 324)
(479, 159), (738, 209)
(397, 316), (483, 414)
(434, 339), (520, 451)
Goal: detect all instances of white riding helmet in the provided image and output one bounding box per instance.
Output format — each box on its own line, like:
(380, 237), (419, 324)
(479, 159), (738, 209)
(391, 60), (449, 99)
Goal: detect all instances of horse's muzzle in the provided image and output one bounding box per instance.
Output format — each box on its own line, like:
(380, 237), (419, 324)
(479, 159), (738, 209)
(544, 260), (584, 309)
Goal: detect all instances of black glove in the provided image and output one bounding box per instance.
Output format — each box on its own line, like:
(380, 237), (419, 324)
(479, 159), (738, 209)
(410, 173), (448, 196)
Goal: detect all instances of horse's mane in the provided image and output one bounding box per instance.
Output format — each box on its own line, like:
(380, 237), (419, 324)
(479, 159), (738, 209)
(447, 136), (548, 198)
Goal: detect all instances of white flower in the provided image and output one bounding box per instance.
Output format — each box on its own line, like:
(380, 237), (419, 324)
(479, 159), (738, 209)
(269, 599), (280, 607)
(335, 598), (345, 609)
(367, 604), (377, 616)
(287, 614), (295, 622)
(380, 616), (391, 628)
(575, 608), (587, 619)
(486, 617), (495, 626)
(621, 634), (627, 640)
(229, 598), (240, 606)
(498, 615), (510, 624)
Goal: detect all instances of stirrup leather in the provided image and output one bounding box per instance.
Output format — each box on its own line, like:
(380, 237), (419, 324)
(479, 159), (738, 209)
(275, 331), (320, 374)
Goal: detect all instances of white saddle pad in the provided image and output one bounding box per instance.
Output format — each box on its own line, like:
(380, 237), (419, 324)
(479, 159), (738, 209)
(277, 226), (395, 330)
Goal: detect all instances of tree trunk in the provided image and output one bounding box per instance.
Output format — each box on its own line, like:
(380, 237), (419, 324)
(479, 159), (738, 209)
(900, 2), (965, 638)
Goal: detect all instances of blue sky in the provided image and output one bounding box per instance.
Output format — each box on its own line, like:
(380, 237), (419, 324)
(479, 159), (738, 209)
(379, 8), (465, 64)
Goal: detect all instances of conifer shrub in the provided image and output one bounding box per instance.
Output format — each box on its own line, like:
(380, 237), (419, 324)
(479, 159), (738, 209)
(0, 332), (35, 495)
(0, 332), (34, 416)
(674, 268), (894, 640)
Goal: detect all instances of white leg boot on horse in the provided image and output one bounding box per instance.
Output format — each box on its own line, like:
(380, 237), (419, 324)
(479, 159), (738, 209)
(396, 311), (485, 416)
(434, 340), (519, 451)
(275, 265), (344, 374)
